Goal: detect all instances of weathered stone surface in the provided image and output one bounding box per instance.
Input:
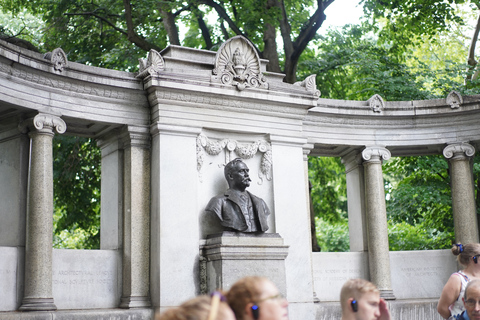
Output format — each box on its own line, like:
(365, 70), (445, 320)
(52, 249), (121, 309)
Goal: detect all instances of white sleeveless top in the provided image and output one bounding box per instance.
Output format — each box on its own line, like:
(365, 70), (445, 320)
(449, 271), (470, 319)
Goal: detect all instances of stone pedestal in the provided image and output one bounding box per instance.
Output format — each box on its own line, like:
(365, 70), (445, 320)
(443, 143), (479, 244)
(362, 146), (395, 300)
(20, 114), (66, 311)
(201, 232), (289, 294)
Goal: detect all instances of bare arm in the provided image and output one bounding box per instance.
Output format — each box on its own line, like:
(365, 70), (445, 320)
(437, 274), (462, 319)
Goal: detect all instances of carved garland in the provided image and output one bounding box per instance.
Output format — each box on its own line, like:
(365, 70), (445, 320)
(196, 133), (272, 184)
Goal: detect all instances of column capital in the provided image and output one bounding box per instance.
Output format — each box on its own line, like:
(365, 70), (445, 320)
(19, 113), (66, 135)
(443, 142), (475, 160)
(302, 143), (314, 161)
(361, 145), (391, 163)
(121, 125), (150, 149)
(342, 150), (363, 173)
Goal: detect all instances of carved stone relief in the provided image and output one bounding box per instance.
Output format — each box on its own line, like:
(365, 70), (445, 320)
(368, 94), (385, 113)
(443, 142), (475, 159)
(196, 133), (272, 184)
(446, 90), (463, 109)
(44, 48), (68, 72)
(137, 49), (165, 79)
(212, 35), (268, 91)
(294, 75), (321, 98)
(362, 145), (391, 162)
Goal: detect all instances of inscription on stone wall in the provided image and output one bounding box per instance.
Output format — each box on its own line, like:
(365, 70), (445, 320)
(52, 250), (120, 309)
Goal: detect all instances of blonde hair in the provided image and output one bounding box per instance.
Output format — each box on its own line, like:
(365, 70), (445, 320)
(340, 278), (379, 311)
(452, 243), (480, 267)
(226, 276), (266, 320)
(156, 294), (231, 320)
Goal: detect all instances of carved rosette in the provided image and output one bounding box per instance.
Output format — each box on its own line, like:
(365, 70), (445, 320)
(137, 49), (165, 79)
(368, 94), (385, 113)
(443, 142), (475, 159)
(212, 36), (268, 91)
(196, 133), (272, 184)
(44, 48), (68, 72)
(294, 75), (321, 98)
(446, 90), (463, 109)
(362, 146), (391, 162)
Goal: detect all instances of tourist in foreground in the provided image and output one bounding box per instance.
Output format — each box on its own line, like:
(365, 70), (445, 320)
(226, 276), (288, 320)
(155, 293), (235, 320)
(340, 278), (391, 320)
(457, 279), (480, 320)
(438, 243), (480, 319)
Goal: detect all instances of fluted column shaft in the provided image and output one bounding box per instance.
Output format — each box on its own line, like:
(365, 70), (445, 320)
(20, 114), (65, 311)
(362, 146), (395, 300)
(443, 143), (479, 244)
(120, 126), (151, 308)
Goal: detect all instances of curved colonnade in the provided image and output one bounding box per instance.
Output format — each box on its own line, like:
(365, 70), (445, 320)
(0, 37), (478, 320)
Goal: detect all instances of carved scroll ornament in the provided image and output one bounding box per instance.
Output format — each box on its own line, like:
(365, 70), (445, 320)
(196, 133), (272, 184)
(443, 142), (475, 159)
(137, 49), (165, 79)
(212, 36), (268, 91)
(294, 75), (321, 98)
(362, 146), (391, 162)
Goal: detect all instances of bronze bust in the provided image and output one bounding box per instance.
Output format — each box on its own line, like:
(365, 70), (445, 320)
(205, 158), (270, 233)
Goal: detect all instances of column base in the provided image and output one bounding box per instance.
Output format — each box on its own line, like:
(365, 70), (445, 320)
(120, 296), (152, 308)
(380, 289), (396, 300)
(20, 298), (57, 311)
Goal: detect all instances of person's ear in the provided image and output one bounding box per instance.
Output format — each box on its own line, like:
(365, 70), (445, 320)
(245, 302), (259, 320)
(348, 298), (358, 312)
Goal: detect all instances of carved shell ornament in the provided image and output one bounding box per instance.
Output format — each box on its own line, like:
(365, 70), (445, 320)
(137, 49), (165, 79)
(294, 75), (321, 98)
(44, 48), (68, 72)
(196, 133), (272, 184)
(446, 90), (463, 109)
(368, 94), (385, 113)
(212, 36), (268, 91)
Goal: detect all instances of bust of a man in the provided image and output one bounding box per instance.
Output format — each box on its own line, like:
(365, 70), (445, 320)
(205, 158), (270, 233)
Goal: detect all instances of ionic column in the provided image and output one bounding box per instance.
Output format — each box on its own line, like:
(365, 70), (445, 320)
(342, 151), (367, 252)
(443, 143), (478, 244)
(362, 146), (395, 300)
(120, 125), (151, 308)
(19, 113), (66, 311)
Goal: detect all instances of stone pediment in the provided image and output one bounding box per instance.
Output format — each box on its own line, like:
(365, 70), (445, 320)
(212, 35), (268, 91)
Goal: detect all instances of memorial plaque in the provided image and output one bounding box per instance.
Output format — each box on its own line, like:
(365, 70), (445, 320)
(312, 252), (368, 301)
(390, 249), (456, 299)
(53, 249), (121, 309)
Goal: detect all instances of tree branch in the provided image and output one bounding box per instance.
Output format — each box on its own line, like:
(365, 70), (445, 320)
(199, 0), (246, 38)
(65, 11), (128, 37)
(466, 12), (480, 82)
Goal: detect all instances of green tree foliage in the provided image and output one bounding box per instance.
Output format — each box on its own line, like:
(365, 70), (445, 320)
(304, 21), (479, 252)
(0, 0), (337, 82)
(53, 135), (101, 249)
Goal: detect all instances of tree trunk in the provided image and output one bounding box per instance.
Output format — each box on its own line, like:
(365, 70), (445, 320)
(466, 12), (480, 83)
(159, 1), (180, 45)
(262, 23), (282, 73)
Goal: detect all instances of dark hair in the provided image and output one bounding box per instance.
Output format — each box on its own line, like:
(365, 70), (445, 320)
(226, 276), (265, 320)
(452, 243), (480, 266)
(224, 158), (245, 180)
